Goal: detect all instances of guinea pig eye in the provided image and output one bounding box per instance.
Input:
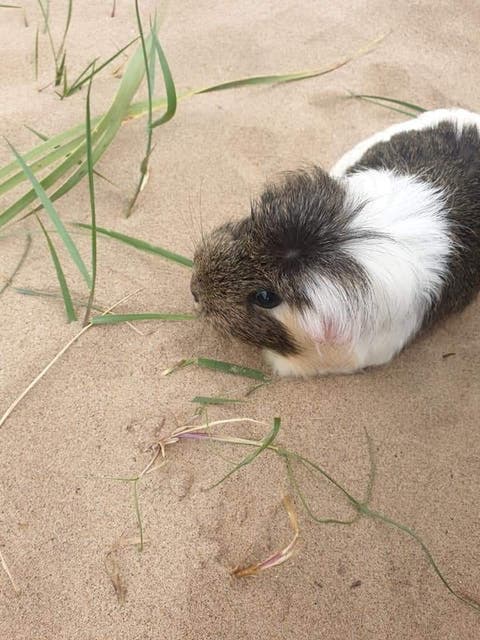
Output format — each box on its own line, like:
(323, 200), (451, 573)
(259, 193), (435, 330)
(251, 289), (282, 309)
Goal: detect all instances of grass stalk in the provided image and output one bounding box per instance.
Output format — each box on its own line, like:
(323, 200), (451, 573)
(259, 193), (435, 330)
(0, 289), (142, 429)
(82, 69), (97, 326)
(0, 233), (32, 296)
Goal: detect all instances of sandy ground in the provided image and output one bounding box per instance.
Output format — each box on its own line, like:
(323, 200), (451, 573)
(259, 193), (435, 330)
(1, 1), (480, 638)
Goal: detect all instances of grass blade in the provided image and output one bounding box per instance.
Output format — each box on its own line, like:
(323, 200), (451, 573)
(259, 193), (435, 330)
(34, 27), (39, 81)
(195, 34), (385, 96)
(351, 93), (426, 117)
(57, 0), (73, 62)
(192, 396), (245, 406)
(24, 124), (48, 141)
(36, 216), (76, 322)
(0, 4), (21, 7)
(65, 37), (139, 97)
(196, 357), (269, 381)
(74, 223), (193, 267)
(128, 2), (156, 215)
(0, 233), (32, 296)
(0, 36), (383, 226)
(0, 31), (152, 228)
(82, 67), (97, 326)
(209, 416), (280, 488)
(150, 31), (177, 128)
(6, 139), (92, 287)
(91, 312), (195, 324)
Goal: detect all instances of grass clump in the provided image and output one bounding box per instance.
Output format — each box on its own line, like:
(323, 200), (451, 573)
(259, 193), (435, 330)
(127, 415), (478, 611)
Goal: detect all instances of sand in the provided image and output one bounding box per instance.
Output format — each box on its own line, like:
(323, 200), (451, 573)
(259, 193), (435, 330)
(1, 1), (480, 638)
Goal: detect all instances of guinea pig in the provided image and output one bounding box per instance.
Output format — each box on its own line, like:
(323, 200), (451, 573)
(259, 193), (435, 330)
(191, 109), (480, 376)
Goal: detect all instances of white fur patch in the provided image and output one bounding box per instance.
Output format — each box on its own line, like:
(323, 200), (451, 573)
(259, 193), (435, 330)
(330, 108), (480, 178)
(267, 169), (452, 375)
(263, 109), (472, 376)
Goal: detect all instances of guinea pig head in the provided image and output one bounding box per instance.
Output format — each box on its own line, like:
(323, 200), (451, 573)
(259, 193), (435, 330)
(191, 168), (363, 376)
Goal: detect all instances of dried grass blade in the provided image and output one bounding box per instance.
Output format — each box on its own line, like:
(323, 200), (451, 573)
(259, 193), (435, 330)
(0, 289), (141, 429)
(232, 496), (299, 577)
(0, 548), (20, 594)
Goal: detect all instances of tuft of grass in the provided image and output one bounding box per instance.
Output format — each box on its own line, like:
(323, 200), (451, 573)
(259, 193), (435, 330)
(158, 418), (480, 611)
(0, 33), (384, 228)
(36, 0), (73, 87)
(62, 37), (139, 98)
(351, 93), (427, 117)
(74, 223), (193, 268)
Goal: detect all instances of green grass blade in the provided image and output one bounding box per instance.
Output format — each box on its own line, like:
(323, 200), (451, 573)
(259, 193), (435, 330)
(196, 357), (269, 381)
(36, 217), (76, 322)
(192, 396), (245, 406)
(91, 312), (195, 324)
(0, 121), (88, 181)
(128, 1), (156, 215)
(0, 4), (22, 8)
(57, 0), (72, 61)
(74, 223), (193, 267)
(150, 31), (177, 128)
(82, 68), (97, 326)
(24, 124), (49, 141)
(209, 417), (280, 489)
(36, 0), (57, 69)
(6, 139), (92, 287)
(34, 27), (39, 80)
(0, 32), (151, 227)
(13, 286), (105, 313)
(65, 37), (139, 97)
(0, 132), (86, 197)
(352, 94), (426, 113)
(351, 94), (426, 117)
(0, 37), (377, 225)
